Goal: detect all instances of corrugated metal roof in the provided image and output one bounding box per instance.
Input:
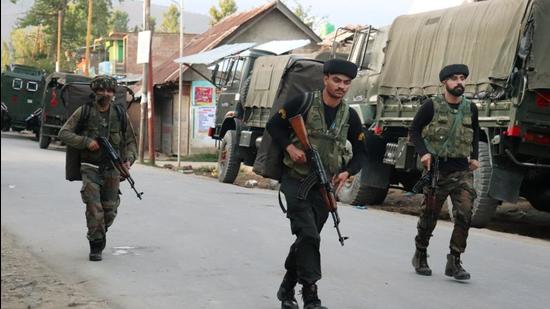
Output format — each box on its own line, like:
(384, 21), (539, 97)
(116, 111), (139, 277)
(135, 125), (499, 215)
(174, 42), (256, 65)
(253, 39), (311, 55)
(153, 0), (321, 85)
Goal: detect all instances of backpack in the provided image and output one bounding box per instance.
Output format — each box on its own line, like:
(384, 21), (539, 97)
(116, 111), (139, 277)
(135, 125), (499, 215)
(65, 100), (128, 181)
(252, 93), (313, 181)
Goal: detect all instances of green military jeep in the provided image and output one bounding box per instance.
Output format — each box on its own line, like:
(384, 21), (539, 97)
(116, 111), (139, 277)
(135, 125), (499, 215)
(1, 64), (46, 137)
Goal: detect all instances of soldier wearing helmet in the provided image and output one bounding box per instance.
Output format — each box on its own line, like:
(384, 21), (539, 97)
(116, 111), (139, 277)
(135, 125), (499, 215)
(58, 75), (137, 261)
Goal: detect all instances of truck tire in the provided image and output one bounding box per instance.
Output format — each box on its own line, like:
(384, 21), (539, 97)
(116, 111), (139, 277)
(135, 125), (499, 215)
(525, 183), (550, 212)
(338, 168), (389, 205)
(38, 127), (51, 149)
(217, 130), (240, 183)
(447, 142), (499, 227)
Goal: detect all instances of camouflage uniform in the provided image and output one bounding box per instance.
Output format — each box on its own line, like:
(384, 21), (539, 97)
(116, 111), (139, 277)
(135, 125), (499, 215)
(415, 95), (476, 254)
(59, 76), (137, 246)
(415, 169), (476, 253)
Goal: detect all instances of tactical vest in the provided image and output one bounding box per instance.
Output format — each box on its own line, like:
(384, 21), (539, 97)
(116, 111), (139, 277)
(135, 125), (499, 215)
(78, 102), (127, 164)
(283, 91), (350, 178)
(421, 95), (473, 158)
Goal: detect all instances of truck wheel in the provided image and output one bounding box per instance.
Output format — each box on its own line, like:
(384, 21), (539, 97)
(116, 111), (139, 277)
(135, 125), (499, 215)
(217, 130), (240, 183)
(39, 127), (51, 149)
(525, 183), (550, 212)
(447, 142), (499, 227)
(337, 168), (389, 205)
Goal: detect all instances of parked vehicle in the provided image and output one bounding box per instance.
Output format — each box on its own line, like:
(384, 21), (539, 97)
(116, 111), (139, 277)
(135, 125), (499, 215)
(38, 72), (135, 149)
(211, 53), (324, 183)
(0, 64), (46, 137)
(338, 0), (550, 226)
(38, 72), (92, 149)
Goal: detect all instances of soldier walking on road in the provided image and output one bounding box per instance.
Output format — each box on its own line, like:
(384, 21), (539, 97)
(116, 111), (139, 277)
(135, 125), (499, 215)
(409, 64), (480, 280)
(59, 75), (137, 261)
(266, 59), (367, 309)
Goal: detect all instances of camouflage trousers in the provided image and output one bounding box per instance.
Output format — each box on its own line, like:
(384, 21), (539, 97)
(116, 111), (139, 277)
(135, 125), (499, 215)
(80, 165), (121, 242)
(415, 170), (477, 253)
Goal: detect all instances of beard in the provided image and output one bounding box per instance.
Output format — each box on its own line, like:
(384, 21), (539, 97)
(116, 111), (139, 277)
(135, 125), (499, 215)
(446, 85), (465, 97)
(327, 87), (345, 99)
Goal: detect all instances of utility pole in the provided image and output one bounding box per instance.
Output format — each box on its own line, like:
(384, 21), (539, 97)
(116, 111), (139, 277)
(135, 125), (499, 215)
(55, 11), (62, 72)
(147, 35), (155, 165)
(84, 0), (93, 76)
(177, 0), (184, 167)
(138, 0), (150, 163)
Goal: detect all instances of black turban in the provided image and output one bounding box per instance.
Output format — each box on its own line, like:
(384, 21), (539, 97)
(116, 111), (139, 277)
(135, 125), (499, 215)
(439, 64), (469, 82)
(323, 59), (358, 79)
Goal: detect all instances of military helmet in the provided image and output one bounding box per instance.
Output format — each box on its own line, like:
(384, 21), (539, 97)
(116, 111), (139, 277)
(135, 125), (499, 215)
(90, 75), (117, 92)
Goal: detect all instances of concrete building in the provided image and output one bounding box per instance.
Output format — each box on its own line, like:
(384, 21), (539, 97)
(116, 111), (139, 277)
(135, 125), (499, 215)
(141, 0), (322, 156)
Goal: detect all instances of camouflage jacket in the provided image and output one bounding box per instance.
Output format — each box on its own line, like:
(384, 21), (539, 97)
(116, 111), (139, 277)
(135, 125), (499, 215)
(58, 102), (137, 165)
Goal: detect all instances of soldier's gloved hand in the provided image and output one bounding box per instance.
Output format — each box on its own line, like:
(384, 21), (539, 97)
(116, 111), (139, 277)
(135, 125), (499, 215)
(468, 159), (480, 171)
(286, 144), (307, 164)
(420, 153), (432, 171)
(87, 139), (100, 151)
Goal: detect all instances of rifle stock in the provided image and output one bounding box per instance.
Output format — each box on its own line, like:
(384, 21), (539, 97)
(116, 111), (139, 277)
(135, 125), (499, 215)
(288, 115), (347, 246)
(289, 115), (311, 151)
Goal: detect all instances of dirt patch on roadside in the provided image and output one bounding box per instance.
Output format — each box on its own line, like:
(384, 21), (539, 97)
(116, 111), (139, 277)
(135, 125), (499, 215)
(1, 227), (110, 309)
(198, 168), (550, 240)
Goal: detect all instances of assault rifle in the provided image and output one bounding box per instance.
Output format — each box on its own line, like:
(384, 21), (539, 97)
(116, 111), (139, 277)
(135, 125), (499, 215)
(412, 155), (439, 210)
(289, 115), (348, 246)
(97, 136), (143, 200)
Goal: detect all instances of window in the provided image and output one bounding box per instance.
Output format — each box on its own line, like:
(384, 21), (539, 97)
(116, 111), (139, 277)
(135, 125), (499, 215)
(12, 78), (23, 90)
(27, 81), (38, 92)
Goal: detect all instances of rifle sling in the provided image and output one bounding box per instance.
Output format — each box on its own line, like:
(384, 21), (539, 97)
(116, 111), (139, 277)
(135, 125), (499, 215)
(278, 189), (287, 213)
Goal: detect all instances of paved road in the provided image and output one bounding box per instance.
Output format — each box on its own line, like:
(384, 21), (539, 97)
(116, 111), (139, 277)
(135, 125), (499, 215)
(2, 133), (550, 309)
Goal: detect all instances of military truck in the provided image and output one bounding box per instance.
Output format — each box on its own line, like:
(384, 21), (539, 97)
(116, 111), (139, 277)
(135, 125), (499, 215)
(38, 72), (92, 148)
(211, 54), (324, 183)
(0, 64), (46, 137)
(338, 0), (550, 227)
(38, 72), (135, 149)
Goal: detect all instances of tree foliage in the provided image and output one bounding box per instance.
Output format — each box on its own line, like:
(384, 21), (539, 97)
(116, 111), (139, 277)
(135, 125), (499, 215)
(159, 4), (180, 33)
(209, 0), (237, 26)
(283, 0), (327, 32)
(109, 10), (129, 33)
(7, 0), (114, 72)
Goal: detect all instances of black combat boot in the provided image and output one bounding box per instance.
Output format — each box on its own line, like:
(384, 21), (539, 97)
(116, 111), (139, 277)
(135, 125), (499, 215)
(89, 239), (104, 261)
(412, 249), (432, 276)
(100, 236), (106, 251)
(302, 283), (327, 309)
(445, 253), (470, 280)
(277, 272), (298, 309)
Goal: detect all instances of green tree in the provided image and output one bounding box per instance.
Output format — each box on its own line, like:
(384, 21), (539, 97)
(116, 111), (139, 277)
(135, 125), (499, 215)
(109, 9), (129, 33)
(159, 4), (179, 33)
(12, 0), (114, 71)
(283, 0), (327, 32)
(209, 0), (237, 26)
(8, 27), (54, 72)
(2, 42), (12, 69)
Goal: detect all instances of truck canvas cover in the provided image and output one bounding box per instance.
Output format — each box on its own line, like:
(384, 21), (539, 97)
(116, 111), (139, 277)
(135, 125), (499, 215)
(61, 83), (131, 117)
(378, 0), (544, 96)
(527, 0), (550, 90)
